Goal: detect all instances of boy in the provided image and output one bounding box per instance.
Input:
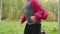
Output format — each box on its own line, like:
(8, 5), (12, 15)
(19, 0), (48, 34)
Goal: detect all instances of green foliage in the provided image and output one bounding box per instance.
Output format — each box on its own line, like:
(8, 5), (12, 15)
(2, 0), (25, 20)
(2, 0), (58, 21)
(40, 0), (58, 22)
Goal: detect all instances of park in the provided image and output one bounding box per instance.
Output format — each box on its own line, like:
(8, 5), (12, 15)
(0, 0), (59, 34)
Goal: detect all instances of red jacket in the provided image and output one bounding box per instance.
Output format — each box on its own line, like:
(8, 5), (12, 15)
(20, 0), (48, 23)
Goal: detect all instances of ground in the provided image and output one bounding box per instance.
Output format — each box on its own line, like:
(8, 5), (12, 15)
(0, 21), (58, 34)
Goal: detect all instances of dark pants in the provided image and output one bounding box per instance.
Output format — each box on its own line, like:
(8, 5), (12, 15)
(24, 23), (41, 34)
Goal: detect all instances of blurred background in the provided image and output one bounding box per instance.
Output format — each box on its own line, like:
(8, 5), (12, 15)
(0, 0), (58, 22)
(0, 0), (58, 34)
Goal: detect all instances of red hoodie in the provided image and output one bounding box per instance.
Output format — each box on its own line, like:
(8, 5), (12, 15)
(20, 0), (48, 23)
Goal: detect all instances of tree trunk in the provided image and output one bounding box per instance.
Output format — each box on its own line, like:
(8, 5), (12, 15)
(0, 0), (2, 21)
(58, 0), (60, 32)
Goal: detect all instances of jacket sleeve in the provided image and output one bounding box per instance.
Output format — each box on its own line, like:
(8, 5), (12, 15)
(31, 0), (43, 20)
(20, 15), (26, 23)
(19, 8), (26, 23)
(41, 7), (48, 20)
(30, 0), (48, 20)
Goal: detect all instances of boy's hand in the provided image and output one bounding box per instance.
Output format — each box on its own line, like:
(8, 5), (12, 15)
(19, 19), (23, 24)
(30, 16), (37, 23)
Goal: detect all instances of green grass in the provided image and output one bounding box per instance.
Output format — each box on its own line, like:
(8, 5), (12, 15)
(42, 22), (58, 34)
(0, 21), (58, 34)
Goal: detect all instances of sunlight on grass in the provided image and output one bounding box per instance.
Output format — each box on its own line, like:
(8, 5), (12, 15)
(0, 21), (58, 34)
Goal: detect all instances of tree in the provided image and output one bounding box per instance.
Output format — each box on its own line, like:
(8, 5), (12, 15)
(0, 0), (2, 21)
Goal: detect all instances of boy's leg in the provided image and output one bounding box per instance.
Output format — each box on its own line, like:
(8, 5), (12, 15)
(24, 23), (31, 34)
(30, 24), (41, 34)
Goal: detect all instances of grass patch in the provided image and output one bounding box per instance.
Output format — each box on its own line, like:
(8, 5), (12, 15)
(0, 21), (58, 34)
(42, 22), (58, 34)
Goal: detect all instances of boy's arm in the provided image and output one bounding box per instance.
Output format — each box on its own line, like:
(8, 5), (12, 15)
(19, 15), (26, 23)
(31, 0), (48, 20)
(19, 9), (26, 23)
(41, 8), (48, 20)
(32, 0), (43, 20)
